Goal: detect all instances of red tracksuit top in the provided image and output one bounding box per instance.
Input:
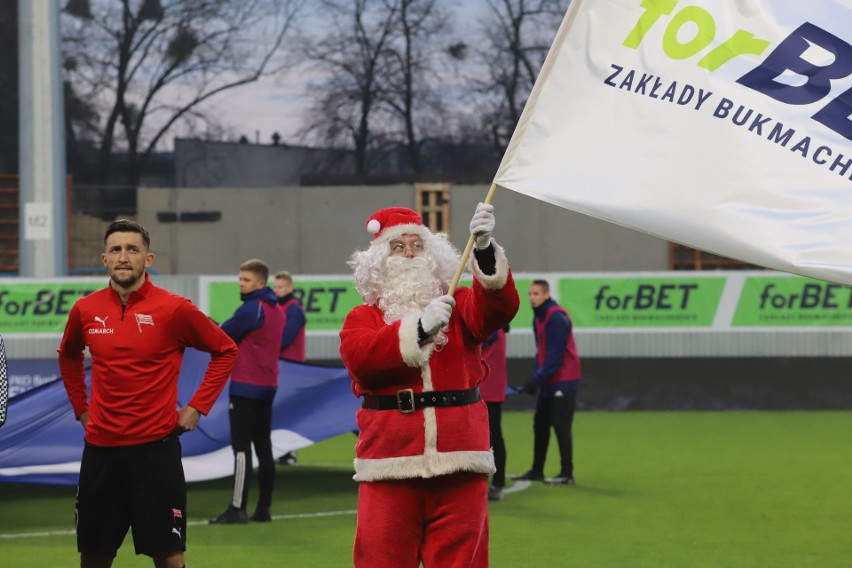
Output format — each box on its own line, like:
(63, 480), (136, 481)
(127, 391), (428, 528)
(58, 276), (238, 447)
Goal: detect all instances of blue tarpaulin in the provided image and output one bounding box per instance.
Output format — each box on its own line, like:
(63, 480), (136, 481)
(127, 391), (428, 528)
(0, 349), (359, 486)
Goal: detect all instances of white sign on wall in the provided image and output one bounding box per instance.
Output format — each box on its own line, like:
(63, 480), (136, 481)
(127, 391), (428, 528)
(23, 202), (51, 241)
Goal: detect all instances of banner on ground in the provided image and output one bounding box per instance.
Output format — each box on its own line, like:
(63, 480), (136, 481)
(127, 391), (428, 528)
(0, 349), (360, 486)
(495, 0), (852, 285)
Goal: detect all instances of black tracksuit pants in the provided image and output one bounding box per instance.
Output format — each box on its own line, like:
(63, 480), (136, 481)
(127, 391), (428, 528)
(228, 395), (275, 511)
(486, 401), (506, 488)
(531, 391), (576, 477)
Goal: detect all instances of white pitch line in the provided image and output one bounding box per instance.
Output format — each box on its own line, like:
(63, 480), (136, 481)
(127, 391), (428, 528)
(266, 509), (357, 522)
(503, 480), (531, 494)
(1, 529), (76, 539)
(282, 462), (353, 469)
(0, 509), (359, 540)
(2, 482), (531, 540)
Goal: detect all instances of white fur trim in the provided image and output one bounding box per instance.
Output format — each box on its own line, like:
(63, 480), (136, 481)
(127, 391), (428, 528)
(423, 406), (437, 457)
(372, 223), (428, 245)
(353, 450), (496, 482)
(421, 360), (434, 392)
(467, 240), (509, 290)
(399, 315), (427, 367)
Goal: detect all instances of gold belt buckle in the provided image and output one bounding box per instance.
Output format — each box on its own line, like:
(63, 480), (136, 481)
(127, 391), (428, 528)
(396, 389), (415, 414)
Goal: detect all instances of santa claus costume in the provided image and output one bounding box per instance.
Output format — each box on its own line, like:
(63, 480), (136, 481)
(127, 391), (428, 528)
(339, 206), (519, 567)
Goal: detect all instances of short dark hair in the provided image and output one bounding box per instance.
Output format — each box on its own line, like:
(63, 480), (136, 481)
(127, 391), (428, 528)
(531, 279), (550, 292)
(104, 219), (150, 250)
(240, 259), (269, 282)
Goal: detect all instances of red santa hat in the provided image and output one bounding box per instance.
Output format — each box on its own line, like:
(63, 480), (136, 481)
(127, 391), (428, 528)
(365, 207), (427, 241)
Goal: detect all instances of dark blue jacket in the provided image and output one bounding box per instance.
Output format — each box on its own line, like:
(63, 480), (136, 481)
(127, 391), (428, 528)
(531, 299), (579, 395)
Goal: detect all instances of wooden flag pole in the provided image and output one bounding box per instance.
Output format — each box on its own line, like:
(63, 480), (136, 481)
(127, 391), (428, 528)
(447, 182), (498, 297)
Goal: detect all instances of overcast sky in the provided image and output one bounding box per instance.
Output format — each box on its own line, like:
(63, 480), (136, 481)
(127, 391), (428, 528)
(191, 0), (491, 148)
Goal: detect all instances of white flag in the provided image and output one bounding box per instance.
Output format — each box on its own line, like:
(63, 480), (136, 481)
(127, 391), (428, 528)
(494, 0), (852, 285)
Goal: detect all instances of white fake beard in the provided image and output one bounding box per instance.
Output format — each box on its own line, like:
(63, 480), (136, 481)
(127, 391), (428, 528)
(378, 256), (449, 348)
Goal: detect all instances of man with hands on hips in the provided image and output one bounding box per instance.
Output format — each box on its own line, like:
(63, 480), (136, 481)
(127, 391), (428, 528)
(339, 202), (519, 568)
(59, 219), (237, 568)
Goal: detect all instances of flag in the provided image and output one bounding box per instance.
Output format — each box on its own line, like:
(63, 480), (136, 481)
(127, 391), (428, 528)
(0, 349), (360, 486)
(494, 0), (852, 285)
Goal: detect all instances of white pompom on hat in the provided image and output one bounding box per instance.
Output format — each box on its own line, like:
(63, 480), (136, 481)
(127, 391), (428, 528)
(365, 207), (426, 241)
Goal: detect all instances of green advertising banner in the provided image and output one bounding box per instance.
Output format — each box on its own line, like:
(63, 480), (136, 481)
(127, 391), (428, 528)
(559, 277), (726, 328)
(211, 277), (538, 333)
(459, 277), (534, 331)
(732, 276), (852, 327)
(0, 281), (102, 333)
(11, 273), (852, 336)
(207, 279), (363, 331)
(508, 278), (534, 331)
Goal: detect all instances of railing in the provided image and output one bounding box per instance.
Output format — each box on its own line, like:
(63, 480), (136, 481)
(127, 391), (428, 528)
(0, 176), (18, 273)
(668, 242), (761, 271)
(0, 178), (136, 275)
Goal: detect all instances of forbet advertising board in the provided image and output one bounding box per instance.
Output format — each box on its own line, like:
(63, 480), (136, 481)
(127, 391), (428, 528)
(2, 272), (851, 336)
(0, 279), (103, 334)
(201, 276), (362, 331)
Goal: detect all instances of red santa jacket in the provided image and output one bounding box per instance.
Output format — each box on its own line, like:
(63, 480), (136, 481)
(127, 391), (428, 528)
(339, 244), (519, 482)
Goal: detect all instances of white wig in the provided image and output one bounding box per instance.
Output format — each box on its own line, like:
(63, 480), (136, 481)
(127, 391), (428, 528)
(348, 228), (461, 306)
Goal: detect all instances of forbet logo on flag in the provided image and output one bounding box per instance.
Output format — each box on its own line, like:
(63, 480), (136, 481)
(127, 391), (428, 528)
(493, 0), (852, 287)
(622, 0), (852, 141)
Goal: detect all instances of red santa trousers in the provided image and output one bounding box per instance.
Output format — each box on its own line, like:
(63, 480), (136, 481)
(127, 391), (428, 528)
(354, 472), (489, 568)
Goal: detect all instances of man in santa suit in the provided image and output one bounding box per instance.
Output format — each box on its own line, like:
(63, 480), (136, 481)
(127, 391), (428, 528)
(339, 203), (519, 568)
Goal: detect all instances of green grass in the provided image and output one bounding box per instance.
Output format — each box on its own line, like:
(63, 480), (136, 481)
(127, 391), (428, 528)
(3, 411), (852, 567)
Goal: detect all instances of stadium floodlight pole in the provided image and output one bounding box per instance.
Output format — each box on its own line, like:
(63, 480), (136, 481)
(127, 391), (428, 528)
(18, 0), (68, 277)
(447, 182), (498, 297)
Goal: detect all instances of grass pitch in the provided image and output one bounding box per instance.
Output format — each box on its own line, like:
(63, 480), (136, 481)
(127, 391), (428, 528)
(2, 411), (851, 567)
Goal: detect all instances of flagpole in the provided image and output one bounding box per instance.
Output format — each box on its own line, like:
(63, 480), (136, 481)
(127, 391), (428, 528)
(448, 182), (498, 296)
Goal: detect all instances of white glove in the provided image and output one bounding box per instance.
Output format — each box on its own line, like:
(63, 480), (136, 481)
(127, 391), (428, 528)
(420, 295), (456, 336)
(469, 202), (495, 250)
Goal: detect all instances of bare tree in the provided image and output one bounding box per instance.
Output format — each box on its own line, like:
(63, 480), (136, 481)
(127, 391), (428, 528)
(299, 0), (403, 175)
(380, 0), (448, 174)
(474, 0), (568, 152)
(62, 0), (304, 185)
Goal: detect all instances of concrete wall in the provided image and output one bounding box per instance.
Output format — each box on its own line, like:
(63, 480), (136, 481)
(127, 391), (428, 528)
(174, 138), (353, 188)
(137, 184), (669, 275)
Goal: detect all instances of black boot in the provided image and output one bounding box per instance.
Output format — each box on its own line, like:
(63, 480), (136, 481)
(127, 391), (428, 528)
(209, 505), (248, 524)
(250, 505), (272, 522)
(509, 470), (544, 482)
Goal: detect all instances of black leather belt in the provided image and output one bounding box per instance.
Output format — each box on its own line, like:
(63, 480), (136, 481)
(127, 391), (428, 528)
(362, 387), (481, 414)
